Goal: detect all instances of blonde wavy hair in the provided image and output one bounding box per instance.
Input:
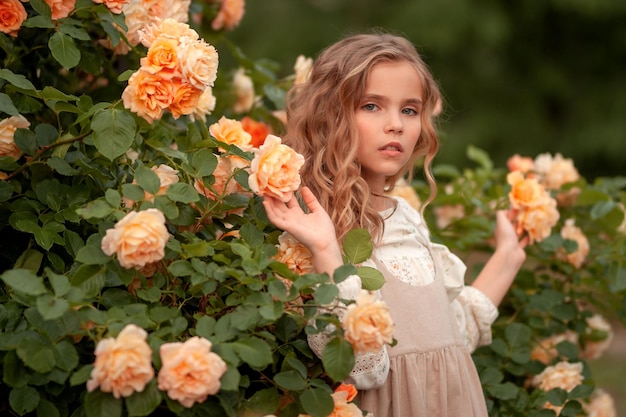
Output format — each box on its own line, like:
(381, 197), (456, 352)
(284, 32), (442, 243)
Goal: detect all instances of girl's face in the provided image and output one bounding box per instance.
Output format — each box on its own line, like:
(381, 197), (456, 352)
(355, 60), (424, 194)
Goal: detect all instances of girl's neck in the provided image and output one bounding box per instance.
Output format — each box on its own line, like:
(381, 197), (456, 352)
(370, 193), (394, 212)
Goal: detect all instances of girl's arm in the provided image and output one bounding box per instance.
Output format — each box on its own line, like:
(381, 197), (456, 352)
(470, 210), (528, 307)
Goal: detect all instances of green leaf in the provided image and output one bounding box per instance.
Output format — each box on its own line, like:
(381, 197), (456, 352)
(2, 350), (29, 388)
(192, 149), (218, 177)
(91, 109), (136, 160)
(0, 181), (14, 202)
(76, 199), (116, 219)
(321, 337), (354, 382)
(486, 381), (518, 400)
(232, 337), (273, 369)
(134, 164), (161, 195)
(36, 399), (60, 417)
(313, 283), (338, 305)
(125, 379), (161, 417)
(274, 370), (307, 391)
(70, 365), (93, 386)
(49, 32), (81, 69)
(0, 69), (37, 90)
(17, 338), (55, 373)
(505, 322), (532, 347)
(9, 386), (40, 415)
(342, 228), (373, 264)
(0, 92), (19, 116)
(300, 387), (334, 417)
(166, 183), (200, 203)
(47, 156), (80, 175)
(357, 265), (386, 290)
(76, 244), (111, 265)
(240, 388), (280, 416)
(467, 145), (493, 170)
(36, 294), (70, 320)
(609, 262), (626, 292)
(84, 390), (123, 417)
(1, 269), (47, 296)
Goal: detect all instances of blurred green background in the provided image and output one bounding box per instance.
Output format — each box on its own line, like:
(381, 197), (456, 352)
(227, 0), (625, 180)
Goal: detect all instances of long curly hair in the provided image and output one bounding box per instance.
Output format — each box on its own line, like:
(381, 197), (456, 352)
(284, 31), (442, 243)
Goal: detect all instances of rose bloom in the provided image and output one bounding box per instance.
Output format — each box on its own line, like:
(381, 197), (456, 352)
(433, 204), (465, 230)
(516, 196), (560, 243)
(86, 324), (154, 398)
(248, 135), (305, 203)
(293, 54), (313, 85)
(209, 116), (252, 150)
(157, 336), (227, 408)
(194, 155), (238, 200)
(507, 153), (535, 174)
(531, 360), (584, 392)
(530, 331), (578, 365)
(274, 232), (314, 275)
(124, 164), (180, 207)
(232, 67), (256, 113)
(211, 0), (245, 31)
(0, 115), (29, 160)
(585, 388), (617, 417)
(139, 17), (197, 48)
(533, 152), (580, 190)
(122, 69), (174, 123)
(328, 388), (363, 417)
(189, 88), (217, 123)
(101, 208), (170, 269)
(580, 314), (614, 361)
(178, 37), (219, 90)
(123, 1), (191, 47)
(140, 36), (181, 79)
(334, 383), (358, 402)
(507, 170), (549, 209)
(241, 116), (270, 148)
(386, 178), (421, 211)
(168, 80), (203, 119)
(92, 0), (130, 14)
(45, 0), (76, 19)
(342, 290), (394, 355)
(0, 0), (27, 37)
(558, 218), (589, 269)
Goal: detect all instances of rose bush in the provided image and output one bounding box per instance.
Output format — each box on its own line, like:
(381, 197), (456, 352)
(0, 1), (625, 417)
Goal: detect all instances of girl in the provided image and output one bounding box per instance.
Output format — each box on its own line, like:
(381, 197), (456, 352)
(263, 32), (527, 417)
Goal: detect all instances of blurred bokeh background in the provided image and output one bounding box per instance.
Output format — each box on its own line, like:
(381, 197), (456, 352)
(227, 0), (625, 181)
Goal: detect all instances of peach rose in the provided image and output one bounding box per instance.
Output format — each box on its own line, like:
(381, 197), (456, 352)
(334, 383), (358, 402)
(194, 155), (238, 200)
(168, 80), (203, 119)
(139, 17), (197, 48)
(122, 69), (174, 123)
(241, 116), (270, 148)
(507, 154), (535, 174)
(232, 67), (256, 114)
(248, 135), (304, 203)
(516, 196), (560, 243)
(274, 232), (314, 275)
(0, 115), (29, 160)
(211, 0), (245, 31)
(44, 0), (76, 19)
(178, 37), (219, 90)
(123, 164), (179, 207)
(585, 388), (617, 417)
(533, 152), (580, 190)
(209, 116), (252, 151)
(157, 336), (227, 408)
(433, 204), (465, 230)
(580, 314), (613, 361)
(530, 331), (578, 365)
(189, 87), (217, 122)
(531, 361), (584, 392)
(558, 219), (589, 269)
(86, 324), (154, 398)
(342, 290), (394, 355)
(0, 0), (27, 37)
(507, 170), (547, 209)
(92, 0), (130, 14)
(328, 389), (363, 417)
(141, 36), (181, 78)
(293, 54), (313, 86)
(101, 208), (170, 269)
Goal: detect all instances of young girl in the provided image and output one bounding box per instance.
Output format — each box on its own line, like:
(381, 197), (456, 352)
(263, 32), (527, 417)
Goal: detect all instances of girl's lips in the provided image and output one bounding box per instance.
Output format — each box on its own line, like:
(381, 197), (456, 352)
(379, 142), (404, 153)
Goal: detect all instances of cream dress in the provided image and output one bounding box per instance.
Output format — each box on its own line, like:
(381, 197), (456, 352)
(310, 197), (498, 417)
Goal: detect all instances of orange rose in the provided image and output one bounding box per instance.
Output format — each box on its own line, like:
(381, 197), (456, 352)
(209, 116), (252, 150)
(211, 0), (245, 31)
(140, 36), (181, 78)
(157, 336), (227, 408)
(558, 219), (589, 269)
(0, 0), (27, 37)
(168, 80), (203, 119)
(531, 361), (584, 413)
(530, 331), (578, 365)
(507, 171), (547, 209)
(248, 135), (304, 203)
(293, 54), (313, 86)
(138, 17), (197, 48)
(194, 156), (238, 200)
(232, 67), (256, 113)
(342, 290), (394, 355)
(123, 164), (180, 207)
(328, 390), (363, 417)
(0, 115), (29, 160)
(86, 324), (154, 398)
(122, 69), (174, 123)
(101, 208), (170, 269)
(45, 0), (76, 19)
(584, 389), (617, 417)
(334, 383), (358, 402)
(92, 0), (129, 14)
(274, 232), (314, 275)
(533, 152), (580, 190)
(507, 154), (535, 173)
(178, 37), (219, 90)
(189, 88), (217, 122)
(241, 116), (270, 148)
(516, 197), (559, 243)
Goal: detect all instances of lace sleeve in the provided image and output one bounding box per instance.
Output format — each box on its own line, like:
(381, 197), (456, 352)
(451, 286), (499, 352)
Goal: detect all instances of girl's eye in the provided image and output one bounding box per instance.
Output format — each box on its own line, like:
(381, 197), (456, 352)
(362, 103), (378, 111)
(402, 108), (418, 116)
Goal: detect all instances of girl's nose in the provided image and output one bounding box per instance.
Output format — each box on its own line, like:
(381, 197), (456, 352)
(385, 112), (404, 134)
